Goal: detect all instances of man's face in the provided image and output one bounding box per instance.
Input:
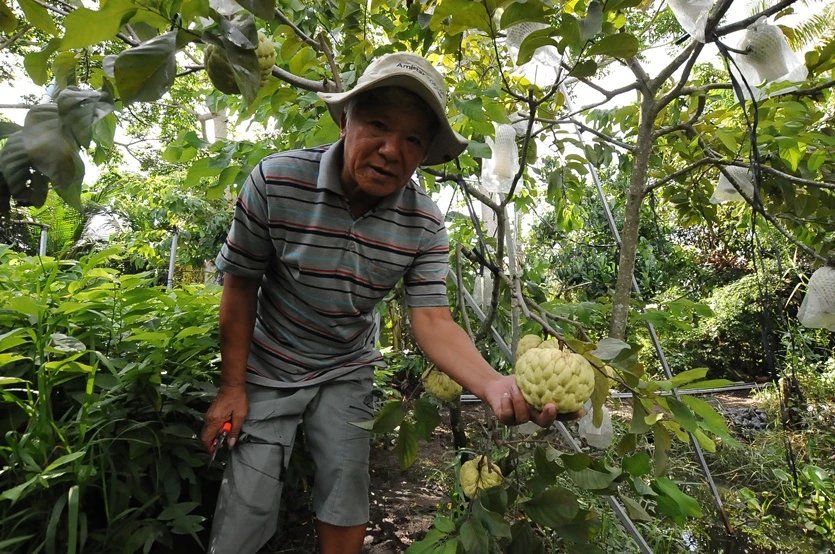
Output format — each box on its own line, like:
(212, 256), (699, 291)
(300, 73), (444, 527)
(339, 101), (432, 198)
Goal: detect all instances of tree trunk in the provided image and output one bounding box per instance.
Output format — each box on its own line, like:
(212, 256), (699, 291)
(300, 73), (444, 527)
(449, 400), (468, 450)
(608, 94), (656, 340)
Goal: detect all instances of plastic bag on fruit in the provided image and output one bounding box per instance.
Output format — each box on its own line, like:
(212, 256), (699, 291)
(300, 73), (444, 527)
(732, 17), (809, 101)
(578, 401), (614, 449)
(505, 21), (561, 85)
(710, 166), (755, 204)
(667, 0), (713, 43)
(482, 123), (519, 194)
(798, 266), (835, 331)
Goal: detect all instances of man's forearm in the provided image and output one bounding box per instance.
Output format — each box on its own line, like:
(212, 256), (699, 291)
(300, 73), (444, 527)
(218, 274), (261, 388)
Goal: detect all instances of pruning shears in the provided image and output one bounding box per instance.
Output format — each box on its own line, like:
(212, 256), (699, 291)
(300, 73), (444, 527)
(209, 421), (233, 465)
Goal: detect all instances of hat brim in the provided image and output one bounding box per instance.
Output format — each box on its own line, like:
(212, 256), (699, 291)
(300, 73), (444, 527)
(318, 74), (468, 166)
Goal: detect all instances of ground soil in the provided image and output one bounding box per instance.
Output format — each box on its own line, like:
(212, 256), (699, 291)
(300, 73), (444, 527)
(266, 388), (767, 553)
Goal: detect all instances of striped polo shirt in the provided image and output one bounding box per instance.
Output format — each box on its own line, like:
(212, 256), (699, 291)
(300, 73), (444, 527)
(215, 140), (450, 387)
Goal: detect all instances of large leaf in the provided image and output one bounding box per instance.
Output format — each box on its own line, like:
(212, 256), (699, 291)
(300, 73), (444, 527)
(23, 37), (61, 85)
(0, 0), (17, 33)
(523, 486), (579, 527)
(429, 0), (492, 36)
(413, 397), (442, 440)
(665, 397), (697, 433)
(653, 477), (703, 518)
(56, 88), (115, 148)
(499, 0), (550, 29)
(590, 337), (631, 360)
(114, 31), (178, 104)
(203, 26), (261, 105)
(394, 421), (418, 470)
(473, 500), (512, 540)
(0, 131), (49, 207)
(236, 0), (275, 20)
(17, 0), (57, 36)
(459, 519), (489, 554)
(586, 32), (639, 58)
(61, 0), (138, 50)
(579, 1), (603, 41)
(23, 104), (84, 189)
(508, 521), (545, 554)
(517, 27), (560, 65)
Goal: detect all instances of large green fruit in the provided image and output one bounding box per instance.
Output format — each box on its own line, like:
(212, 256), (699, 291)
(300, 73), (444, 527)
(459, 455), (502, 498)
(516, 334), (543, 360)
(514, 346), (594, 413)
(204, 31), (275, 95)
(423, 367), (462, 403)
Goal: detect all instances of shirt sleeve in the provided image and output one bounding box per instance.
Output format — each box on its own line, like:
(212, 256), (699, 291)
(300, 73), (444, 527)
(404, 222), (450, 308)
(215, 163), (273, 279)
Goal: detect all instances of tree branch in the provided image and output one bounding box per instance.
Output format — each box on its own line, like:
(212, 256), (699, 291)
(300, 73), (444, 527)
(270, 66), (336, 93)
(651, 41), (700, 94)
(655, 43), (705, 111)
(275, 7), (321, 51)
(538, 117), (635, 152)
(318, 31), (343, 92)
(791, 78), (835, 97)
(0, 24), (32, 52)
(653, 94), (706, 140)
(714, 0), (799, 37)
(0, 103), (34, 109)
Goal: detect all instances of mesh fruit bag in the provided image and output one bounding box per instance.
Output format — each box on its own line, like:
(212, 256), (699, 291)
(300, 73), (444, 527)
(798, 266), (835, 331)
(710, 166), (754, 204)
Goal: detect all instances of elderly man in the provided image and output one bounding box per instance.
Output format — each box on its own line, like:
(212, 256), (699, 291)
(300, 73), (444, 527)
(202, 52), (559, 554)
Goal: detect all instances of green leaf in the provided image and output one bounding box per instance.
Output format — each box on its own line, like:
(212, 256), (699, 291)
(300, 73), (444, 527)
(622, 452), (652, 477)
(0, 0), (17, 33)
(44, 450), (86, 473)
(683, 396), (736, 445)
(509, 521), (544, 554)
(23, 104), (85, 189)
(459, 519), (489, 554)
(616, 432), (637, 456)
(395, 421), (418, 470)
(114, 31), (178, 104)
(499, 0), (550, 29)
(454, 97), (485, 122)
(517, 27), (560, 65)
(0, 131), (48, 206)
(60, 0), (138, 50)
(567, 466), (620, 490)
(586, 32), (638, 58)
(591, 337), (631, 360)
(236, 0), (275, 20)
(670, 368), (708, 387)
(23, 38), (61, 86)
(569, 59), (598, 78)
(714, 129), (738, 152)
(56, 88), (115, 148)
(679, 378), (735, 390)
(692, 428), (715, 453)
(405, 529), (447, 554)
(629, 398), (650, 434)
(665, 397), (697, 432)
(369, 399), (405, 434)
(473, 499), (511, 539)
(618, 494), (652, 521)
(467, 141), (491, 158)
(429, 0), (492, 36)
(17, 0), (58, 36)
(653, 477), (703, 518)
(523, 486), (580, 527)
(413, 397), (442, 440)
(652, 423), (671, 476)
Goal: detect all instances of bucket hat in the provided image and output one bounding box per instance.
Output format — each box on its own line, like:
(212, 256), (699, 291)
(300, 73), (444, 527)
(318, 52), (469, 166)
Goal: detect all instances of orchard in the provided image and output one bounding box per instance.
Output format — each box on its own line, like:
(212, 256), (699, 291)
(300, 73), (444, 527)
(1, 0), (834, 552)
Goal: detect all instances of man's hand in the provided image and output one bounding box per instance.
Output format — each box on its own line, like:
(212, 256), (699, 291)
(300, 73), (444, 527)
(482, 375), (581, 428)
(202, 384), (249, 450)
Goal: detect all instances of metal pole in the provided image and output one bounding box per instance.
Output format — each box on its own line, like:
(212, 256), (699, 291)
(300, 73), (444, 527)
(560, 84), (732, 534)
(167, 229), (179, 289)
(38, 228), (48, 256)
(453, 269), (653, 554)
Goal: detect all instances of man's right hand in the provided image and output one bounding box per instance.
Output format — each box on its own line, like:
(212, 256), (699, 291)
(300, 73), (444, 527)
(202, 384), (249, 451)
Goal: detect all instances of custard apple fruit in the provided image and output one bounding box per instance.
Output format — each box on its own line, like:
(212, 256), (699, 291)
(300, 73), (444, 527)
(514, 347), (595, 413)
(538, 338), (562, 349)
(516, 334), (543, 360)
(204, 31), (275, 95)
(459, 455), (502, 498)
(423, 367), (462, 403)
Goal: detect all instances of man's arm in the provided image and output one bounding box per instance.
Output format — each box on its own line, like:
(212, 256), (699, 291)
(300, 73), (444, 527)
(201, 273), (261, 450)
(410, 306), (557, 427)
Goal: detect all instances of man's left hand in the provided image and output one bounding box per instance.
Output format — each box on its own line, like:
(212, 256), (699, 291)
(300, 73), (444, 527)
(483, 375), (581, 428)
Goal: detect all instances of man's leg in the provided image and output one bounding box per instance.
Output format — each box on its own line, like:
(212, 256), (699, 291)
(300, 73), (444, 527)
(315, 520), (367, 554)
(303, 368), (375, 554)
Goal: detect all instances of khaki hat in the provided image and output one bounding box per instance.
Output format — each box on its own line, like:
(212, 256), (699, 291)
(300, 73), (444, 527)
(318, 52), (469, 166)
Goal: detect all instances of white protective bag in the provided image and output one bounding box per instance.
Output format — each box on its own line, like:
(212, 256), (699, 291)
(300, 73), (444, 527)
(733, 17), (809, 100)
(667, 0), (713, 43)
(578, 401), (614, 449)
(710, 166), (755, 204)
(482, 123), (519, 194)
(798, 266), (835, 331)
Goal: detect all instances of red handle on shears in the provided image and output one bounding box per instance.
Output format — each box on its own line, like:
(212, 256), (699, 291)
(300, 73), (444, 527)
(210, 421), (233, 453)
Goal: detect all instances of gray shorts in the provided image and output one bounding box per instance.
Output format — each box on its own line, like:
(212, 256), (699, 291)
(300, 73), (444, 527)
(207, 367), (375, 554)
